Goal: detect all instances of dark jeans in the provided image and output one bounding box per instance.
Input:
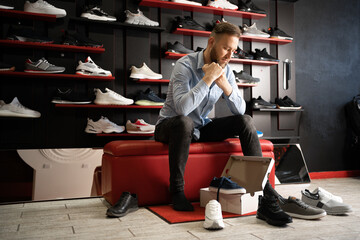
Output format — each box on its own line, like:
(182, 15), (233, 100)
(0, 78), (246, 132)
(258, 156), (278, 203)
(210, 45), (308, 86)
(154, 115), (262, 193)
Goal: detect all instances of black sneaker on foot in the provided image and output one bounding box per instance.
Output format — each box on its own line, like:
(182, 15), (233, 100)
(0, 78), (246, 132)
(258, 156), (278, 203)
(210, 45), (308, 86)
(172, 191), (194, 211)
(106, 192), (139, 218)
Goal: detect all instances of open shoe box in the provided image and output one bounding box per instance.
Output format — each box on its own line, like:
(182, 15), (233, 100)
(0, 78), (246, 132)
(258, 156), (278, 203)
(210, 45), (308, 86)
(200, 155), (275, 215)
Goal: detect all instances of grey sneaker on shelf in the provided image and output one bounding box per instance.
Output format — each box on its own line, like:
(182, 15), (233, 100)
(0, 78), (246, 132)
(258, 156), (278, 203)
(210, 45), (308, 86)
(25, 58), (65, 74)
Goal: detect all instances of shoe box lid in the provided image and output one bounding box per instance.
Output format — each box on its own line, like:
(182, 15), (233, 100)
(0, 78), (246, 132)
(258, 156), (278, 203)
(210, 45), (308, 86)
(200, 155), (275, 215)
(220, 155), (274, 194)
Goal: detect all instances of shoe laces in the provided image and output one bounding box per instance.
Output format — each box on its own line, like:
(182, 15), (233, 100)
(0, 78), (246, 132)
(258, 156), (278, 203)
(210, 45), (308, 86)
(39, 58), (55, 67)
(264, 196), (282, 211)
(92, 6), (109, 16)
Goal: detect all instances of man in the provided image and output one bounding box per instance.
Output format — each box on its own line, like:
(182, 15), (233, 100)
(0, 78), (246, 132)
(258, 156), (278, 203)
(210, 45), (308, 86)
(155, 22), (262, 211)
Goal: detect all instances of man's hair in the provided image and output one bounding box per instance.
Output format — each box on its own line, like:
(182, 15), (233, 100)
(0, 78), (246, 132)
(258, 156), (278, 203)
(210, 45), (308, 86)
(210, 22), (241, 39)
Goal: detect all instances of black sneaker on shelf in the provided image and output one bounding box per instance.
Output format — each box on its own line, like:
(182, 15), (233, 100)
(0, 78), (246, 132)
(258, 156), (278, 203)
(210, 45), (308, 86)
(80, 6), (116, 21)
(62, 31), (103, 48)
(233, 46), (254, 60)
(172, 16), (206, 31)
(7, 25), (53, 43)
(51, 88), (92, 104)
(275, 96), (302, 109)
(106, 192), (139, 218)
(238, 0), (266, 14)
(0, 62), (15, 72)
(233, 70), (260, 84)
(251, 96), (276, 109)
(0, 0), (14, 9)
(254, 48), (279, 62)
(135, 88), (165, 106)
(167, 41), (194, 54)
(266, 27), (293, 40)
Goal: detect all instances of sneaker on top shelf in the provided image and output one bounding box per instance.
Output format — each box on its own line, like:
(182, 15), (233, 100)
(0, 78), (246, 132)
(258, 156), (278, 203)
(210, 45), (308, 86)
(51, 88), (92, 104)
(93, 88), (134, 105)
(266, 27), (293, 40)
(25, 58), (65, 74)
(238, 0), (266, 14)
(0, 62), (15, 72)
(173, 16), (206, 31)
(171, 0), (202, 6)
(241, 23), (270, 38)
(81, 6), (116, 21)
(126, 119), (155, 134)
(209, 176), (246, 194)
(24, 0), (66, 18)
(233, 70), (260, 84)
(135, 88), (165, 106)
(203, 200), (224, 230)
(76, 56), (112, 77)
(129, 63), (162, 79)
(207, 0), (238, 10)
(85, 116), (125, 134)
(124, 9), (159, 26)
(301, 188), (352, 215)
(167, 41), (194, 54)
(0, 97), (41, 118)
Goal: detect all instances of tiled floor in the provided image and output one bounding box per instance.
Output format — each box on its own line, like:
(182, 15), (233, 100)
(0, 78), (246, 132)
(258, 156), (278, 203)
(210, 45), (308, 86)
(0, 177), (359, 240)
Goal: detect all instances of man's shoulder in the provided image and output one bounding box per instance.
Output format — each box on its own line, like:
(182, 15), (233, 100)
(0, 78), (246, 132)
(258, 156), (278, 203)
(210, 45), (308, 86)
(176, 51), (200, 69)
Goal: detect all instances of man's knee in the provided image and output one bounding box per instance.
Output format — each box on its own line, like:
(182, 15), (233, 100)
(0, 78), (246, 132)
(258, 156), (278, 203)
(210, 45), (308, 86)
(235, 114), (257, 131)
(173, 116), (194, 133)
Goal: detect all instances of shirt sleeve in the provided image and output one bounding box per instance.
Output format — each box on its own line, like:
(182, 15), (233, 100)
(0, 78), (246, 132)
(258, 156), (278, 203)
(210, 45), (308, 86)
(171, 60), (209, 116)
(223, 69), (246, 115)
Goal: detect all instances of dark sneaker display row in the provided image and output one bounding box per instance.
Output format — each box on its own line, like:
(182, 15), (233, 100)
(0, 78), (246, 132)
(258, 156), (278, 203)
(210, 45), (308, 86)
(172, 16), (206, 31)
(62, 31), (103, 48)
(275, 96), (302, 109)
(167, 41), (194, 54)
(251, 96), (276, 109)
(233, 70), (260, 84)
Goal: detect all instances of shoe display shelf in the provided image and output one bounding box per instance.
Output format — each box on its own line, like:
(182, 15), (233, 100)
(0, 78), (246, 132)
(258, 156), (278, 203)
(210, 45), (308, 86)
(172, 28), (292, 45)
(0, 72), (115, 81)
(135, 79), (170, 83)
(69, 17), (166, 33)
(237, 83), (258, 87)
(96, 133), (154, 137)
(0, 9), (56, 22)
(139, 0), (266, 19)
(253, 108), (304, 112)
(164, 51), (278, 66)
(0, 40), (105, 53)
(54, 104), (162, 109)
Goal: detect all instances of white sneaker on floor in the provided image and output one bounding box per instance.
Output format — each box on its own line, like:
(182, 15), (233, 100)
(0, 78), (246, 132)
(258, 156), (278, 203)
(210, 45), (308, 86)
(24, 0), (66, 18)
(207, 0), (238, 10)
(94, 88), (134, 105)
(204, 200), (224, 230)
(242, 23), (270, 38)
(76, 56), (112, 77)
(85, 116), (125, 134)
(311, 187), (343, 203)
(80, 6), (116, 21)
(171, 0), (202, 6)
(124, 9), (159, 26)
(0, 97), (41, 118)
(129, 63), (162, 79)
(126, 119), (155, 134)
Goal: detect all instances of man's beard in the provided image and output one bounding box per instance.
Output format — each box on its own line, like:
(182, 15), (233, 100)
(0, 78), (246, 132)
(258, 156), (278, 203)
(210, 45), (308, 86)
(210, 47), (226, 68)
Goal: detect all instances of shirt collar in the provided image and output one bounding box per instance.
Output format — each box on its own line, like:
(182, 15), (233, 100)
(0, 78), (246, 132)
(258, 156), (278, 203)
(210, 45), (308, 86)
(196, 49), (205, 70)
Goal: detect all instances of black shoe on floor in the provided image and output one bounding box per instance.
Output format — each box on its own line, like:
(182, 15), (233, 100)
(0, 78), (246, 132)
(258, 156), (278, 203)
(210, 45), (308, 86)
(106, 192), (139, 218)
(256, 195), (292, 226)
(167, 41), (194, 54)
(62, 31), (103, 48)
(254, 48), (279, 62)
(172, 16), (206, 31)
(238, 0), (266, 14)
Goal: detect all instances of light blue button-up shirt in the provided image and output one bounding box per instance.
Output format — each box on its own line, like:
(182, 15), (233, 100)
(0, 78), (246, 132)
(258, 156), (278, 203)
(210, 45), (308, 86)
(157, 50), (246, 140)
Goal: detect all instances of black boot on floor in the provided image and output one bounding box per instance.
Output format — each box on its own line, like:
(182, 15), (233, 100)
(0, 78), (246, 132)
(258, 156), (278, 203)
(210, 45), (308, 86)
(171, 191), (194, 211)
(256, 195), (293, 226)
(106, 192), (139, 218)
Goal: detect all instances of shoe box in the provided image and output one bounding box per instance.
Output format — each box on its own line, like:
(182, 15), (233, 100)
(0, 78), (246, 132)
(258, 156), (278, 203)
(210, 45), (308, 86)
(200, 155), (275, 215)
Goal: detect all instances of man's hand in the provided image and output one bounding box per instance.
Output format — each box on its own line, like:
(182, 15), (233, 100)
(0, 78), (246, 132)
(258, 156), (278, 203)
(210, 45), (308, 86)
(202, 62), (224, 87)
(215, 73), (233, 96)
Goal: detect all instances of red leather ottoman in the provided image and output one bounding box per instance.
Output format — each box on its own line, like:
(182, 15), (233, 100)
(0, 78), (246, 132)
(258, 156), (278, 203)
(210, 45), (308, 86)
(102, 138), (274, 206)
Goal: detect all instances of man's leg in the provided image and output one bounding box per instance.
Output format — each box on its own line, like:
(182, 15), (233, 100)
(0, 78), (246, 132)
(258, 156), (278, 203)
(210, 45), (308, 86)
(198, 114), (262, 156)
(154, 116), (195, 211)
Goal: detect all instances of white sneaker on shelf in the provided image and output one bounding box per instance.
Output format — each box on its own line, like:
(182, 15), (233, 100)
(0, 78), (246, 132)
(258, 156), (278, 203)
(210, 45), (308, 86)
(242, 23), (270, 38)
(124, 9), (159, 26)
(129, 63), (162, 79)
(126, 119), (155, 134)
(203, 200), (224, 230)
(85, 116), (125, 134)
(171, 0), (202, 6)
(94, 88), (134, 105)
(0, 97), (41, 118)
(207, 0), (238, 10)
(24, 0), (66, 18)
(76, 56), (112, 77)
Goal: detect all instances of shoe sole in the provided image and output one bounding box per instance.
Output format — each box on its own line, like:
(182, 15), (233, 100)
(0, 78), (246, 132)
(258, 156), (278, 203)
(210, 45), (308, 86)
(256, 212), (292, 226)
(255, 57), (279, 62)
(124, 19), (159, 26)
(106, 206), (139, 218)
(0, 111), (40, 118)
(209, 186), (246, 194)
(81, 13), (116, 21)
(286, 211), (326, 220)
(8, 36), (54, 43)
(0, 5), (14, 9)
(76, 71), (112, 77)
(126, 130), (154, 134)
(94, 101), (133, 105)
(129, 73), (162, 79)
(51, 100), (91, 104)
(270, 36), (293, 40)
(203, 219), (224, 230)
(0, 66), (15, 72)
(242, 33), (270, 38)
(25, 70), (64, 74)
(135, 100), (164, 106)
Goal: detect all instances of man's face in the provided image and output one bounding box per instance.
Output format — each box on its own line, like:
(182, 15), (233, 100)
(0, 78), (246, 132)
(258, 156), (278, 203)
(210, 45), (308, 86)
(209, 34), (239, 68)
